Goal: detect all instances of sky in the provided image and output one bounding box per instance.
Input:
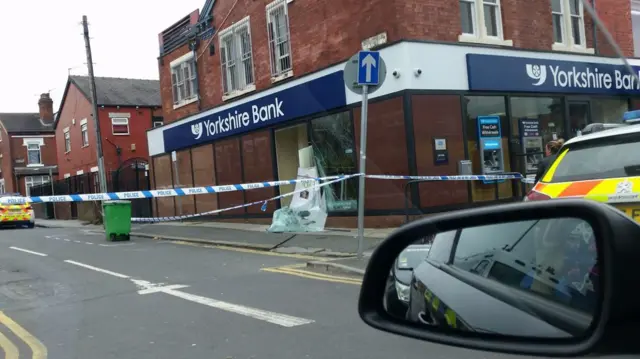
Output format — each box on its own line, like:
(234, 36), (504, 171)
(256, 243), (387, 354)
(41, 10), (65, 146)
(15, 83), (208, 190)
(0, 0), (204, 113)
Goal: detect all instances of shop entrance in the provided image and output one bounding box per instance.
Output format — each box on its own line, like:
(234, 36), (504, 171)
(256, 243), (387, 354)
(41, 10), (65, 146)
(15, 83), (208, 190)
(568, 100), (591, 138)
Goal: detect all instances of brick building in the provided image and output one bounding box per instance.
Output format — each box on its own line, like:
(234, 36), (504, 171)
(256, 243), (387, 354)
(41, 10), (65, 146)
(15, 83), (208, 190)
(147, 0), (637, 227)
(56, 76), (163, 181)
(0, 94), (57, 197)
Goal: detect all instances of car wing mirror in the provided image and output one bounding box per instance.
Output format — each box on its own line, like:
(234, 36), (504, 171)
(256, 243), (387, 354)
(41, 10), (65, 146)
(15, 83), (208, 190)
(358, 199), (640, 357)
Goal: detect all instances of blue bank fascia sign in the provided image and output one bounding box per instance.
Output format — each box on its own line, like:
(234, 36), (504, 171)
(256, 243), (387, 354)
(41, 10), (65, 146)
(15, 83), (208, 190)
(466, 54), (640, 95)
(162, 71), (347, 153)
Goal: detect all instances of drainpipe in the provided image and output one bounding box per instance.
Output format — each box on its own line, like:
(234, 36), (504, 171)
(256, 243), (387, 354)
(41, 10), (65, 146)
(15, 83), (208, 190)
(592, 0), (599, 55)
(190, 39), (202, 111)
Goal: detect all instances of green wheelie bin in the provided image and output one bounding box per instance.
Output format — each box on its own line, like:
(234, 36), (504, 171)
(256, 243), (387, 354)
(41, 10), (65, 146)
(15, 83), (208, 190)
(103, 200), (132, 241)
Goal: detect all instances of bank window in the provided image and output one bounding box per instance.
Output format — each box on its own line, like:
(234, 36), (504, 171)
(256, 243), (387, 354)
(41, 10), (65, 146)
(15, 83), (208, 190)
(552, 0), (589, 52)
(266, 0), (292, 79)
(27, 143), (41, 165)
(171, 57), (197, 107)
(25, 175), (50, 197)
(591, 98), (629, 124)
(64, 128), (71, 152)
(311, 112), (358, 212)
(219, 17), (255, 98)
(111, 118), (129, 135)
(459, 0), (507, 42)
(81, 123), (89, 147)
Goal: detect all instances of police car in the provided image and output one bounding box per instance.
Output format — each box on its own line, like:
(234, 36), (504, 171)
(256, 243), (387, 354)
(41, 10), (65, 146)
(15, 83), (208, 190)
(0, 193), (35, 228)
(526, 110), (640, 223)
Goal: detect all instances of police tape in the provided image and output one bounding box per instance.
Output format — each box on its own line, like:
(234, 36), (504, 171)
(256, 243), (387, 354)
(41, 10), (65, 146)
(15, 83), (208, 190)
(130, 173), (361, 222)
(9, 175), (348, 205)
(8, 173), (536, 205)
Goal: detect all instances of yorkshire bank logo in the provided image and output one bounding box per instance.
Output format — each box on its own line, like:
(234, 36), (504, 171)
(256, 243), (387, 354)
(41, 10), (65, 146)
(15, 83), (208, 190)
(524, 62), (640, 90)
(525, 64), (547, 86)
(191, 122), (203, 140)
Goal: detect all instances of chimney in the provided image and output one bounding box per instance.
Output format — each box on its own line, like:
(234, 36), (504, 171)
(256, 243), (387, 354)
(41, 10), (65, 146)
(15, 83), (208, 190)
(38, 93), (54, 124)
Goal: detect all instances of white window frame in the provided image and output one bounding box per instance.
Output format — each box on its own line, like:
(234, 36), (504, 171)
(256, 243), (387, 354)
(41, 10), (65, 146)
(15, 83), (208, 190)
(552, 0), (594, 53)
(458, 0), (513, 46)
(63, 127), (71, 153)
(266, 0), (293, 82)
(153, 121), (164, 128)
(219, 17), (256, 100)
(170, 52), (199, 109)
(23, 138), (44, 167)
(25, 175), (50, 197)
(111, 118), (130, 135)
(80, 118), (89, 147)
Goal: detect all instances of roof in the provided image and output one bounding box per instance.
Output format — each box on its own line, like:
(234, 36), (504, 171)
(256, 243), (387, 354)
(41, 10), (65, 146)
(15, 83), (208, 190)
(0, 113), (54, 133)
(564, 123), (640, 146)
(69, 76), (161, 107)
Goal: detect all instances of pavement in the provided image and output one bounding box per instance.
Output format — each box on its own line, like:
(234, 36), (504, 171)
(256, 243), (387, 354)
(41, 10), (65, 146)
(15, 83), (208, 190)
(35, 219), (379, 276)
(0, 225), (525, 359)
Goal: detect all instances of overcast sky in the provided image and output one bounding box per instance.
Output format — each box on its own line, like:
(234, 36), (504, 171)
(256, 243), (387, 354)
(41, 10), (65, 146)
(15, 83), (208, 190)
(0, 0), (203, 113)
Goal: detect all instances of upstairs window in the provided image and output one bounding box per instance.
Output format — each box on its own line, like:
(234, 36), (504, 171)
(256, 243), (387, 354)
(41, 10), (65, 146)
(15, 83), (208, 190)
(219, 17), (255, 98)
(64, 128), (71, 153)
(171, 53), (198, 108)
(27, 143), (41, 165)
(266, 0), (293, 79)
(81, 119), (89, 147)
(552, 0), (591, 53)
(111, 118), (130, 135)
(459, 0), (511, 46)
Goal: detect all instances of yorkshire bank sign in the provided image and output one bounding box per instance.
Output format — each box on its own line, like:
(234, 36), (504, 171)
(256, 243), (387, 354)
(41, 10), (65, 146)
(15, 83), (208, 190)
(163, 71), (346, 153)
(466, 54), (640, 94)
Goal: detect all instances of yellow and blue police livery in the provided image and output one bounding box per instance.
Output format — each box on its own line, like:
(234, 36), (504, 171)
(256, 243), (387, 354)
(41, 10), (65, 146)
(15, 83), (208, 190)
(0, 193), (35, 228)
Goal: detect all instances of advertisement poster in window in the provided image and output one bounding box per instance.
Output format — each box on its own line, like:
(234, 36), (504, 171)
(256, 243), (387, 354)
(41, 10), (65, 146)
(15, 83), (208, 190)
(433, 137), (448, 165)
(518, 118), (544, 174)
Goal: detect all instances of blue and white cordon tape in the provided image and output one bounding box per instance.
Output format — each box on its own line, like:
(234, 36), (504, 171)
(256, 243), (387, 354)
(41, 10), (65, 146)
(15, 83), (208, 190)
(5, 172), (533, 206)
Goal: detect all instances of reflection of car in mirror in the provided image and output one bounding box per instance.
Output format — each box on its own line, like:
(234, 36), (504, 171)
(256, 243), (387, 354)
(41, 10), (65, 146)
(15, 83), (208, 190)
(384, 244), (430, 318)
(397, 218), (598, 338)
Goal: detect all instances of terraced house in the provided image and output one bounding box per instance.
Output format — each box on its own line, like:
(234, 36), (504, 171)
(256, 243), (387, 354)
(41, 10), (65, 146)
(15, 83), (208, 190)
(147, 0), (636, 227)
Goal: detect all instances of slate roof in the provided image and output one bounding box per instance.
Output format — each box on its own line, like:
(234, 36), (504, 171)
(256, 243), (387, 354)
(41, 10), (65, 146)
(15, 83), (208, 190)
(0, 113), (54, 133)
(69, 76), (161, 107)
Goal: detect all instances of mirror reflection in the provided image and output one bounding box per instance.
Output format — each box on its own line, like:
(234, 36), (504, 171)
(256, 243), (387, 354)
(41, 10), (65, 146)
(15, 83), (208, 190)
(384, 218), (599, 338)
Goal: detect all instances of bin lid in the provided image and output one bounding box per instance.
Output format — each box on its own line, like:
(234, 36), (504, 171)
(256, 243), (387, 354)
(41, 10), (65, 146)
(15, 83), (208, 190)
(103, 200), (131, 204)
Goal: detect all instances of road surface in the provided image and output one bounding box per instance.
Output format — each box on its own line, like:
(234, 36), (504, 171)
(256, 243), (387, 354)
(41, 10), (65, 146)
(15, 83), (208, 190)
(0, 226), (520, 359)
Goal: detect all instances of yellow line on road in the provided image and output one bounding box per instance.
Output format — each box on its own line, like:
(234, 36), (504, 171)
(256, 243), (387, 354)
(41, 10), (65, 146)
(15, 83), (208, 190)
(261, 266), (362, 285)
(0, 311), (47, 359)
(170, 240), (334, 261)
(0, 329), (18, 359)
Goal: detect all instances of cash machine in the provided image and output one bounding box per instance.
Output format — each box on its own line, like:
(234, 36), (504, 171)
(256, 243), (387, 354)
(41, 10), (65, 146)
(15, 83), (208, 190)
(518, 118), (544, 175)
(477, 116), (505, 183)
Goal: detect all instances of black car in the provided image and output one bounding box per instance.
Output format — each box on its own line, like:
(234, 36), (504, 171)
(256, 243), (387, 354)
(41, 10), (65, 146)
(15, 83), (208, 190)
(384, 244), (431, 318)
(405, 219), (598, 337)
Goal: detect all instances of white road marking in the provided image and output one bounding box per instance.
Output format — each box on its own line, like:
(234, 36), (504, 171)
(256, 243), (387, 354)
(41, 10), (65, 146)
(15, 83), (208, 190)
(138, 284), (189, 295)
(73, 241), (83, 243)
(63, 239), (70, 242)
(44, 236), (52, 239)
(63, 260), (130, 279)
(85, 242), (94, 245)
(9, 247), (47, 257)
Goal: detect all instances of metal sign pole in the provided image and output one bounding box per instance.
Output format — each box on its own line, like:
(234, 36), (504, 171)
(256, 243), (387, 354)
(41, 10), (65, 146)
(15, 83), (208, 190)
(356, 84), (369, 259)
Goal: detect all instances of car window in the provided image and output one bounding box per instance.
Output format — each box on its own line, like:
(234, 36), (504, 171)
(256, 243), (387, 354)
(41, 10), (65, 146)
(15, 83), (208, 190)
(451, 219), (599, 313)
(427, 230), (456, 263)
(549, 134), (640, 182)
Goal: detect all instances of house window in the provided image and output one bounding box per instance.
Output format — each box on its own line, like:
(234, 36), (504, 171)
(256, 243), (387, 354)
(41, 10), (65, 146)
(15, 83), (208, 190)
(27, 143), (41, 165)
(552, 0), (589, 52)
(459, 0), (510, 45)
(81, 123), (89, 147)
(64, 129), (71, 152)
(171, 55), (198, 108)
(25, 175), (50, 197)
(219, 17), (255, 97)
(111, 118), (130, 135)
(153, 121), (164, 128)
(266, 0), (293, 79)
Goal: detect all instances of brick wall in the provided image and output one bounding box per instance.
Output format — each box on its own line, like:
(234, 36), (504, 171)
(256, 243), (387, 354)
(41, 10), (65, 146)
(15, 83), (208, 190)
(10, 136), (57, 167)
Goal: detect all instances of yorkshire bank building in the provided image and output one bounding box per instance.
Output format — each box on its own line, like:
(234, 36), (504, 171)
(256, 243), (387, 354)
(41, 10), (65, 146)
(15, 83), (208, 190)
(148, 0), (640, 228)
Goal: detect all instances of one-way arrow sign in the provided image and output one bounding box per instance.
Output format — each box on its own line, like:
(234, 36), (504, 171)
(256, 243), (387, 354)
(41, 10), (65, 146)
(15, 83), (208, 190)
(357, 51), (380, 85)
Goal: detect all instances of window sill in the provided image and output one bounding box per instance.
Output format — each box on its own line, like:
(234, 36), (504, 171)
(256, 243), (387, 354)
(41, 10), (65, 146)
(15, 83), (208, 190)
(173, 97), (198, 110)
(82, 145), (89, 148)
(551, 43), (595, 54)
(26, 164), (44, 168)
(112, 133), (130, 136)
(271, 70), (294, 84)
(458, 34), (513, 47)
(65, 151), (71, 154)
(222, 84), (257, 102)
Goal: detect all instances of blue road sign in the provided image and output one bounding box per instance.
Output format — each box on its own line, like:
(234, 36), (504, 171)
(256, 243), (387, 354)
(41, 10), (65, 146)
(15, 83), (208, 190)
(357, 51), (380, 85)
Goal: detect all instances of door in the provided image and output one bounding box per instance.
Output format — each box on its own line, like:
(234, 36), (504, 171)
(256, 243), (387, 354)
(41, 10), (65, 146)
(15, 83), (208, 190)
(567, 101), (591, 138)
